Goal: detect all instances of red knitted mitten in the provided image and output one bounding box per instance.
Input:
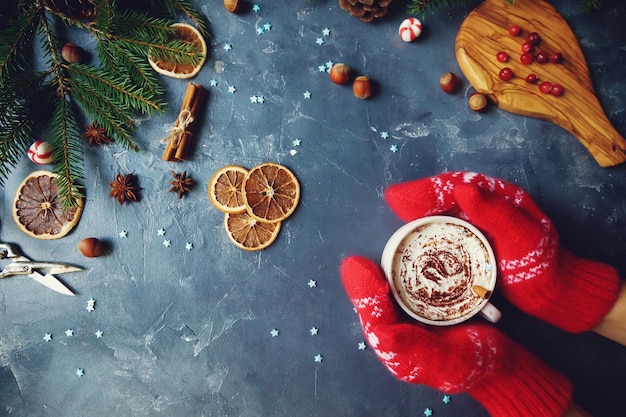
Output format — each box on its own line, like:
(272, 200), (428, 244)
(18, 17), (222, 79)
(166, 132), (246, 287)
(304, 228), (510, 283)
(384, 171), (620, 333)
(340, 256), (573, 417)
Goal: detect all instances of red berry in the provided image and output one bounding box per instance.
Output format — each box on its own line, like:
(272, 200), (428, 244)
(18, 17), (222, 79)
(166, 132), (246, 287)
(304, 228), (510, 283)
(525, 73), (538, 83)
(509, 24), (521, 36)
(527, 32), (541, 46)
(550, 52), (563, 64)
(520, 52), (534, 65)
(539, 81), (553, 94)
(535, 51), (549, 64)
(496, 51), (509, 62)
(499, 67), (514, 81)
(550, 84), (564, 96)
(521, 41), (534, 54)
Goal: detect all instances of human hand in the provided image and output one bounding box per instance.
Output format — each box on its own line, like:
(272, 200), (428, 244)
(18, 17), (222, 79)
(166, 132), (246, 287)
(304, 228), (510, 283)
(384, 171), (620, 333)
(340, 255), (572, 417)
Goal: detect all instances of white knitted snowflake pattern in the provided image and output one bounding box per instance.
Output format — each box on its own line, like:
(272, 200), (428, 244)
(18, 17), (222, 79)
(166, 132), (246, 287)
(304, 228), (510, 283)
(354, 294), (386, 319)
(368, 330), (402, 375)
(500, 219), (558, 284)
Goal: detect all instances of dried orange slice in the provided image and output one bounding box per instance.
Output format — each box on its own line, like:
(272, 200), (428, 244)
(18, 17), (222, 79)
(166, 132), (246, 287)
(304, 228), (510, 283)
(148, 23), (207, 79)
(224, 212), (281, 251)
(208, 165), (249, 213)
(243, 163), (300, 223)
(12, 170), (83, 240)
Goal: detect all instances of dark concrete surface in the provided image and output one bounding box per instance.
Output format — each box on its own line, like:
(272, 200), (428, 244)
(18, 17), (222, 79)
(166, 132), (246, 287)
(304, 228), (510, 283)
(1, 1), (625, 416)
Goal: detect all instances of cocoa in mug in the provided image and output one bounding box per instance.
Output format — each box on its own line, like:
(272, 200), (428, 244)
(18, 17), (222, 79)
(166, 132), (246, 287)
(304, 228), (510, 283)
(381, 216), (501, 326)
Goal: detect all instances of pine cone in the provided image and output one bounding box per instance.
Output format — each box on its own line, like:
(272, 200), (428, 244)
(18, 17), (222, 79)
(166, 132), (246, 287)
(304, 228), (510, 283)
(338, 0), (393, 22)
(43, 0), (95, 21)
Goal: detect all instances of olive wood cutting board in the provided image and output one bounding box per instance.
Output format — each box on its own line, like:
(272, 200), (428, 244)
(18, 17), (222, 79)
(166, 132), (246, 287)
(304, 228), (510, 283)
(455, 0), (626, 167)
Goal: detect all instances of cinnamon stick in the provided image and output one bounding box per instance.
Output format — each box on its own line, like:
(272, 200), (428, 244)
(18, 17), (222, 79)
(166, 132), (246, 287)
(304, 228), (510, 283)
(174, 84), (206, 161)
(472, 285), (492, 300)
(162, 82), (205, 161)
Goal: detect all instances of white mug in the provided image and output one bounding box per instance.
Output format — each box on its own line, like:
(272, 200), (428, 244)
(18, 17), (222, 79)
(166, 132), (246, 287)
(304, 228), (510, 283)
(381, 216), (501, 326)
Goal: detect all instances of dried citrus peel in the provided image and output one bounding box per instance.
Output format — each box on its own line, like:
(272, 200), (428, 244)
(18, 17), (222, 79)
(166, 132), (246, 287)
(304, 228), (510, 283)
(12, 170), (83, 240)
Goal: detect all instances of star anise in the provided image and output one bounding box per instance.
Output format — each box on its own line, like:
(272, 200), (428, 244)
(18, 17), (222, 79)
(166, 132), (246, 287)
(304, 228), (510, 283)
(168, 171), (194, 199)
(83, 121), (112, 146)
(109, 172), (140, 205)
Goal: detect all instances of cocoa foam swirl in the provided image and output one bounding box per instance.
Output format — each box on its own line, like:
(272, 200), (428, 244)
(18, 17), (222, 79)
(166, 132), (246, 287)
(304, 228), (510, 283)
(392, 222), (492, 322)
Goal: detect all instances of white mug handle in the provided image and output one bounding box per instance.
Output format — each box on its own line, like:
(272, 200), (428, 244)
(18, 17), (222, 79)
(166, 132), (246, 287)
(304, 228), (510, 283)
(479, 302), (502, 323)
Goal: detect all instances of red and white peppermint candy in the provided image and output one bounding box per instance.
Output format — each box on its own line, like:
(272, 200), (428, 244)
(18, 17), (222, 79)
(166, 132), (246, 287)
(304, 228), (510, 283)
(399, 17), (422, 42)
(27, 141), (55, 165)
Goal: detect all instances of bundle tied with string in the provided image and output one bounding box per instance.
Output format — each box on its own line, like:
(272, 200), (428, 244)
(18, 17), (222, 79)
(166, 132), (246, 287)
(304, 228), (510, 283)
(162, 83), (206, 161)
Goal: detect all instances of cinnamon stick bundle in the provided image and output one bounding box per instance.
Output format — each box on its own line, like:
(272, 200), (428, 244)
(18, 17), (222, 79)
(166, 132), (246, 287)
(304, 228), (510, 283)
(162, 82), (206, 161)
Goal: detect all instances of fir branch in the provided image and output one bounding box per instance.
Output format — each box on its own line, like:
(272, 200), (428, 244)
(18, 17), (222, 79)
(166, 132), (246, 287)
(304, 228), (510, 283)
(408, 0), (475, 17)
(67, 63), (164, 115)
(65, 63), (166, 150)
(147, 0), (209, 37)
(0, 80), (39, 184)
(582, 0), (607, 12)
(38, 7), (84, 207)
(89, 9), (202, 68)
(95, 37), (163, 96)
(50, 98), (84, 209)
(91, 0), (114, 30)
(0, 2), (40, 78)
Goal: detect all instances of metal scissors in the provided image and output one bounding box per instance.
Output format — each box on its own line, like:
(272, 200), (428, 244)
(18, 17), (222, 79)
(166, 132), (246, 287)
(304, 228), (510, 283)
(0, 242), (81, 296)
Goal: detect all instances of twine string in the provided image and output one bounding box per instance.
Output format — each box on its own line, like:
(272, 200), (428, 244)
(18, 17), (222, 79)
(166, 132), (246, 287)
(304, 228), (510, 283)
(160, 109), (194, 147)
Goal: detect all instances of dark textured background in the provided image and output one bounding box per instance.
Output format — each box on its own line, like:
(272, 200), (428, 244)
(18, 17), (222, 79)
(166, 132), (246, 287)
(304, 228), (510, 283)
(1, 0), (625, 416)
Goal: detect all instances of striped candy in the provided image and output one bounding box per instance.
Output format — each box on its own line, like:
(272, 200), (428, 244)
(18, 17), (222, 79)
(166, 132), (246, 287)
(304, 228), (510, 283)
(399, 17), (422, 42)
(27, 141), (55, 165)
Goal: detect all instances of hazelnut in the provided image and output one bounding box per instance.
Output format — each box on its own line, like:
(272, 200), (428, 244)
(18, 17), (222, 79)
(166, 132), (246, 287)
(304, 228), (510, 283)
(352, 76), (372, 99)
(61, 43), (87, 64)
(329, 63), (351, 85)
(223, 0), (240, 13)
(439, 72), (461, 94)
(78, 237), (106, 258)
(468, 93), (488, 112)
